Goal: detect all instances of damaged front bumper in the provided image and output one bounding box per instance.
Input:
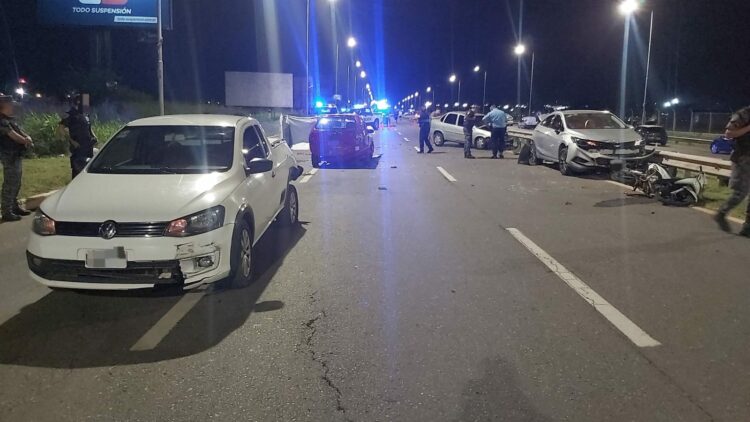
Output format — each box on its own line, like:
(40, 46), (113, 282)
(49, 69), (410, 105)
(26, 224), (235, 290)
(569, 148), (656, 171)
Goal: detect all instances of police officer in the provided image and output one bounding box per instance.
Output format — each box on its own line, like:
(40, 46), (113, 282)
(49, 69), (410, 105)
(715, 105), (750, 237)
(482, 104), (509, 159)
(417, 105), (434, 154)
(0, 95), (33, 222)
(59, 103), (97, 178)
(463, 107), (477, 159)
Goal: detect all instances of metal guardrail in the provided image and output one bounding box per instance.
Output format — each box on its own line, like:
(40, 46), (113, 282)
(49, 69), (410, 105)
(505, 127), (732, 179)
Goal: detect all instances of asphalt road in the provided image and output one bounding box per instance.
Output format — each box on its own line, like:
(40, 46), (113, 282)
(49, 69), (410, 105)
(1, 120), (749, 421)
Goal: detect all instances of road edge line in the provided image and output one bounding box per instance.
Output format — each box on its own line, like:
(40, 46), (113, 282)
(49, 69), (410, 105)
(436, 166), (457, 182)
(506, 228), (661, 348)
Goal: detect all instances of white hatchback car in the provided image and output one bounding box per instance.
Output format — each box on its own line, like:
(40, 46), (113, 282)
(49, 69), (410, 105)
(27, 114), (303, 291)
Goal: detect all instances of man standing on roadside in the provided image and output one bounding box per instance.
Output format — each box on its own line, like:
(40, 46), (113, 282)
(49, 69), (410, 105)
(482, 104), (509, 159)
(463, 107), (477, 159)
(0, 95), (33, 222)
(417, 106), (434, 154)
(715, 106), (750, 236)
(58, 104), (97, 178)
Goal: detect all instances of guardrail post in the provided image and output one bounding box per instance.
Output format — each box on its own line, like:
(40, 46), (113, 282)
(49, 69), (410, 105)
(708, 112), (713, 134)
(689, 110), (694, 132)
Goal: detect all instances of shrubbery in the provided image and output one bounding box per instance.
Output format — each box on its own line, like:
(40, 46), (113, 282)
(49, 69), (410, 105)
(18, 113), (124, 157)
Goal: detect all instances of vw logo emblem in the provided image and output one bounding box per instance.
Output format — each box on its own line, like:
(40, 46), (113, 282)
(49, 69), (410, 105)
(99, 221), (118, 240)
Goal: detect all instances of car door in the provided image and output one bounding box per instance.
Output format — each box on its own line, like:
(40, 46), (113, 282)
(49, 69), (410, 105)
(535, 114), (561, 160)
(456, 114), (466, 144)
(241, 124), (278, 236)
(442, 113), (459, 142)
(255, 124), (290, 215)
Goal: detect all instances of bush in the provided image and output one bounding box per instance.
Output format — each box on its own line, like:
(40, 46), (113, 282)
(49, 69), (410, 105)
(18, 113), (124, 157)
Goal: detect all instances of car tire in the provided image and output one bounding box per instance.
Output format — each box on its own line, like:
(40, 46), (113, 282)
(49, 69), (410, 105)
(528, 141), (542, 166)
(558, 146), (573, 176)
(226, 219), (255, 288)
(311, 154), (320, 168)
(277, 184), (299, 227)
(475, 137), (487, 150)
(433, 132), (445, 146)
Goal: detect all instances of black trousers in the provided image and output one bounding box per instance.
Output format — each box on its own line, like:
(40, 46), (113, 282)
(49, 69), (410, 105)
(491, 127), (507, 157)
(419, 126), (433, 152)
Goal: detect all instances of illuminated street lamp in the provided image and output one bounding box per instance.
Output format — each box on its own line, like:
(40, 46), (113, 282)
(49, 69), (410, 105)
(618, 0), (639, 15)
(514, 44), (526, 56)
(449, 74), (461, 104)
(360, 70), (366, 78)
(347, 36), (357, 48)
(426, 86), (431, 93)
(355, 60), (361, 68)
(618, 0), (639, 118)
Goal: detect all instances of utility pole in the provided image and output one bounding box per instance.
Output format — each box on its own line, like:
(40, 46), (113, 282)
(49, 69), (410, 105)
(641, 11), (654, 124)
(516, 0), (523, 107)
(528, 53), (535, 112)
(157, 0), (165, 115)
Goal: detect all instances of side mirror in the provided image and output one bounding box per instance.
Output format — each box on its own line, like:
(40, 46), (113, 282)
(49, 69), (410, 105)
(366, 126), (375, 134)
(245, 158), (273, 175)
(86, 148), (101, 163)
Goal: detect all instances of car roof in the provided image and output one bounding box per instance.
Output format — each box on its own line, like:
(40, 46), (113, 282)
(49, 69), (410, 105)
(318, 114), (357, 118)
(127, 114), (255, 127)
(558, 110), (612, 115)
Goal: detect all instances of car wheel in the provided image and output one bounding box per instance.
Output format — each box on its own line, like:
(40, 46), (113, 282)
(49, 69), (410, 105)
(512, 138), (523, 155)
(433, 132), (445, 146)
(528, 141), (542, 166)
(558, 146), (573, 176)
(226, 219), (254, 288)
(311, 154), (320, 168)
(278, 184), (299, 227)
(475, 137), (487, 150)
(711, 144), (719, 154)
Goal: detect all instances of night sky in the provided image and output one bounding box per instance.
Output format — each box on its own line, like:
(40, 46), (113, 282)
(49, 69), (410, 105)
(2, 0), (749, 112)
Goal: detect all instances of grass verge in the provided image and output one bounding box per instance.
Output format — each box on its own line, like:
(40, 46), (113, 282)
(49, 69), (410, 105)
(0, 156), (70, 199)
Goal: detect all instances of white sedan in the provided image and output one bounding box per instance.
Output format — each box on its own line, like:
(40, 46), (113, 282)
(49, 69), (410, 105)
(27, 114), (303, 291)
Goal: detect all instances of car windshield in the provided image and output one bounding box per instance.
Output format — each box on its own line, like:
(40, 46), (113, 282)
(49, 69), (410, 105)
(88, 125), (235, 174)
(354, 108), (373, 116)
(315, 117), (356, 130)
(564, 112), (628, 130)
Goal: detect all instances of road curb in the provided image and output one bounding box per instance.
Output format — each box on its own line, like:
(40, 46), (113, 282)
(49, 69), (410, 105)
(21, 189), (58, 211)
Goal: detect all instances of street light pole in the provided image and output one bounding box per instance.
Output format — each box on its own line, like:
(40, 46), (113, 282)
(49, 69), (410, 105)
(457, 80), (461, 105)
(641, 10), (654, 124)
(334, 43), (339, 101)
(157, 0), (164, 115)
(528, 52), (535, 112)
(619, 18), (630, 119)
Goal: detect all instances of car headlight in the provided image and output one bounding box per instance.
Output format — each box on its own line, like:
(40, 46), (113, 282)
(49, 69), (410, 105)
(635, 139), (644, 147)
(166, 206), (225, 237)
(32, 211), (56, 236)
(572, 137), (600, 150)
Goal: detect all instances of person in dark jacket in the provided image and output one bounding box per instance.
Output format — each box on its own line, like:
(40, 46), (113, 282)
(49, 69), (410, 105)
(463, 107), (477, 159)
(0, 95), (33, 221)
(417, 106), (434, 154)
(58, 105), (97, 178)
(715, 106), (750, 236)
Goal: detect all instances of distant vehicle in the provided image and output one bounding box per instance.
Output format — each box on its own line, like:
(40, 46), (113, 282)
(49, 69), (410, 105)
(528, 110), (652, 175)
(710, 136), (735, 154)
(352, 107), (380, 130)
(317, 106), (339, 116)
(635, 124), (668, 145)
(309, 114), (375, 168)
(27, 114), (303, 291)
(431, 111), (517, 151)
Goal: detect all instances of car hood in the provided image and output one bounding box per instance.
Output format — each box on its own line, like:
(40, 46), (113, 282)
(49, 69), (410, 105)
(41, 171), (242, 222)
(566, 128), (641, 143)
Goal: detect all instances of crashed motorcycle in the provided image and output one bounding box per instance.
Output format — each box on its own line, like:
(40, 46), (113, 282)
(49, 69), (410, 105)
(629, 163), (706, 206)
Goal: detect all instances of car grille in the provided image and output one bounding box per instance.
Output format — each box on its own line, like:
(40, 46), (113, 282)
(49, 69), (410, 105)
(27, 252), (183, 285)
(55, 221), (169, 238)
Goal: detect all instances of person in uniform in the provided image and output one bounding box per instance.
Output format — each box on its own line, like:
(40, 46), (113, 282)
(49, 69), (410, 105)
(0, 95), (33, 222)
(417, 106), (434, 154)
(463, 107), (477, 159)
(58, 104), (97, 178)
(482, 105), (509, 159)
(715, 106), (750, 237)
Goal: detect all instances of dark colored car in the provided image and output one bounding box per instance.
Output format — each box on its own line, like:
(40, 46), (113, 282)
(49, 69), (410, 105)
(635, 125), (668, 145)
(710, 136), (735, 154)
(309, 114), (375, 168)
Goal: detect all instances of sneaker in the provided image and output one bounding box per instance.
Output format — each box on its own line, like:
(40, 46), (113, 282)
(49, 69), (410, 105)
(498, 154), (505, 159)
(416, 150), (424, 154)
(714, 213), (731, 233)
(2, 213), (21, 222)
(465, 155), (475, 159)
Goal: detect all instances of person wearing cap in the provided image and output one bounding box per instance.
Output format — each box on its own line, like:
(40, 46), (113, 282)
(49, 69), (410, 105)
(0, 95), (33, 222)
(58, 103), (96, 178)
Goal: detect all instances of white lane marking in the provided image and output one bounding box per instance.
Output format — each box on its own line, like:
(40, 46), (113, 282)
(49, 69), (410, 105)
(693, 206), (745, 225)
(404, 138), (411, 142)
(397, 131), (402, 135)
(436, 166), (457, 182)
(130, 287), (208, 351)
(299, 167), (319, 184)
(506, 228), (661, 348)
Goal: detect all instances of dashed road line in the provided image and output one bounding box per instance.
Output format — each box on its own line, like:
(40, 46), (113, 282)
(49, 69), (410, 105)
(299, 167), (318, 184)
(506, 228), (661, 348)
(404, 137), (411, 142)
(436, 166), (457, 182)
(130, 286), (208, 351)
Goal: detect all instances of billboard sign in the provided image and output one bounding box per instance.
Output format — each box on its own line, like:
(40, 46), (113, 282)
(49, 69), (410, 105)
(226, 72), (294, 109)
(38, 0), (172, 28)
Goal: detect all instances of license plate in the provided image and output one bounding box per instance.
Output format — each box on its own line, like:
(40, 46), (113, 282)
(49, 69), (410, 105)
(85, 247), (127, 269)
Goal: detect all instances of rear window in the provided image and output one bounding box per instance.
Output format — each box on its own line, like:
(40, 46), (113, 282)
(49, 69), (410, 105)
(315, 117), (357, 130)
(640, 126), (665, 134)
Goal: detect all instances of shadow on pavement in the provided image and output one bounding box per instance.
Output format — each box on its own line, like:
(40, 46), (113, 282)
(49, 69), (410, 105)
(457, 357), (552, 422)
(0, 224), (306, 368)
(594, 196), (656, 208)
(318, 155), (382, 170)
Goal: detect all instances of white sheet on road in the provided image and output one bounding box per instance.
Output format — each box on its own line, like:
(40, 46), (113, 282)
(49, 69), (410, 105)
(282, 115), (317, 145)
